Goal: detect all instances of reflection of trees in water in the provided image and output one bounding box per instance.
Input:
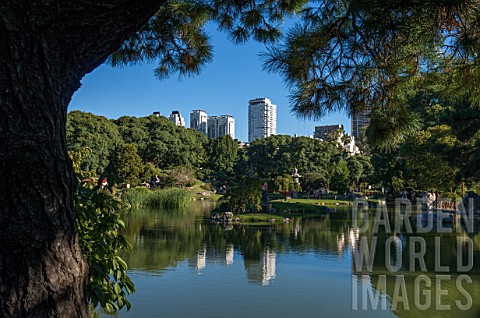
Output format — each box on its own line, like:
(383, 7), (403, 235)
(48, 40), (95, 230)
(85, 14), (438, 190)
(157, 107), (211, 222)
(121, 202), (480, 315)
(119, 201), (215, 271)
(120, 204), (359, 277)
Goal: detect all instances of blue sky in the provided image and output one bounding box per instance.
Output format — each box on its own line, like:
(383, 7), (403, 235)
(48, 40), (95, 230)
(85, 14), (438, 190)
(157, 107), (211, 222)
(70, 24), (350, 142)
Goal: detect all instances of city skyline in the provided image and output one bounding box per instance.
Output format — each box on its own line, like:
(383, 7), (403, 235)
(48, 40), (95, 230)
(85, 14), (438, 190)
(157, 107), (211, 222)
(69, 25), (350, 142)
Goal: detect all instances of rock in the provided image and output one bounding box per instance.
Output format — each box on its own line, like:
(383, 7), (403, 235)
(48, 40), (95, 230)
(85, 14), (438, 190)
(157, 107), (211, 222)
(224, 212), (234, 219)
(267, 218), (276, 223)
(284, 218), (290, 223)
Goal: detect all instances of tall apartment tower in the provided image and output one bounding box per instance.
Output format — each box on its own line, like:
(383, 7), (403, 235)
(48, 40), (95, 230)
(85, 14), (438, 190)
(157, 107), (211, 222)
(248, 98), (277, 142)
(351, 107), (372, 139)
(190, 110), (208, 136)
(207, 115), (235, 139)
(169, 110), (186, 127)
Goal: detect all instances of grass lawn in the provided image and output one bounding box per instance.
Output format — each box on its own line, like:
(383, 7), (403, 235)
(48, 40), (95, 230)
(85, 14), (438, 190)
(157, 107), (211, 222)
(233, 213), (286, 224)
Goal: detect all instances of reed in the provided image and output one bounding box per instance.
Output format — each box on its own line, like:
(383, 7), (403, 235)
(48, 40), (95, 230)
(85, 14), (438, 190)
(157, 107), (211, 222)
(122, 187), (190, 209)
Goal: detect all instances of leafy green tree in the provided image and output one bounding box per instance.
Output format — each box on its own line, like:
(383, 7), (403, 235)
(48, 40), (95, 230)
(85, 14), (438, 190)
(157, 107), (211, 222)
(220, 178), (264, 212)
(115, 115), (207, 170)
(115, 144), (145, 186)
(347, 156), (363, 189)
(370, 149), (405, 191)
(330, 160), (350, 195)
(206, 135), (239, 174)
(247, 135), (341, 179)
(67, 111), (124, 174)
(302, 171), (327, 193)
(401, 127), (458, 192)
(274, 175), (302, 200)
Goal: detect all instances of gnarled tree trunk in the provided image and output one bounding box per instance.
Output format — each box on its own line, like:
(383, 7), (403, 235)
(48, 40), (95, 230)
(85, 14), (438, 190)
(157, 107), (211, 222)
(0, 1), (163, 316)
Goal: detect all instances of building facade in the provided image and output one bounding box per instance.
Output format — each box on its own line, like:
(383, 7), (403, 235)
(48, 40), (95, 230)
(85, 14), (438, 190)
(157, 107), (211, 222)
(190, 109), (208, 136)
(314, 124), (344, 140)
(351, 107), (372, 139)
(169, 110), (186, 127)
(248, 98), (277, 142)
(207, 115), (235, 139)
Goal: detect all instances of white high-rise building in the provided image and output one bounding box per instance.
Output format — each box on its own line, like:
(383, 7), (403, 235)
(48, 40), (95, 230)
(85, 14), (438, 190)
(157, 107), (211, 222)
(207, 115), (235, 139)
(190, 109), (208, 136)
(169, 111), (185, 127)
(248, 98), (277, 142)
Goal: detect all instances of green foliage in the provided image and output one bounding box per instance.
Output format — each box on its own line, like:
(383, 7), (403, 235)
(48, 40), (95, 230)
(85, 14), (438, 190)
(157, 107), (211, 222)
(114, 115), (207, 170)
(122, 188), (191, 209)
(206, 135), (239, 174)
(347, 156), (365, 188)
(67, 111), (124, 174)
(401, 128), (458, 191)
(70, 150), (134, 314)
(302, 171), (327, 191)
(247, 135), (341, 179)
(142, 162), (162, 182)
(274, 175), (302, 192)
(114, 143), (145, 186)
(329, 160), (350, 195)
(220, 178), (263, 212)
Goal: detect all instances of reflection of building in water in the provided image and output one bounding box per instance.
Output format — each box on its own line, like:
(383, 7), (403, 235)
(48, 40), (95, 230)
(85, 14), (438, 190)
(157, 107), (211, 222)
(189, 245), (235, 270)
(226, 244), (234, 266)
(294, 223), (301, 240)
(336, 227), (360, 255)
(245, 247), (276, 286)
(195, 246), (206, 270)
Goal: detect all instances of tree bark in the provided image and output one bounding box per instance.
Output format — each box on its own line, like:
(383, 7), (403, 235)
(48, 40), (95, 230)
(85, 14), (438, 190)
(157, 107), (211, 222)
(0, 0), (164, 316)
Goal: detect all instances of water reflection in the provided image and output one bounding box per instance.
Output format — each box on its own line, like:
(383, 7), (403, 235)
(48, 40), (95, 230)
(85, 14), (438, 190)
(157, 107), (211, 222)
(118, 201), (480, 317)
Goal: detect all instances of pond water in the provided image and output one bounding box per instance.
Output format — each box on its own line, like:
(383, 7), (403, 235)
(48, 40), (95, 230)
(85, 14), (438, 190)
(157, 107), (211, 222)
(105, 200), (480, 318)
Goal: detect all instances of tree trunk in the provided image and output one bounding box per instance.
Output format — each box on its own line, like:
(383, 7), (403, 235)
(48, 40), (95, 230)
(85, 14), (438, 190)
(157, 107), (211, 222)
(0, 35), (90, 318)
(0, 0), (164, 316)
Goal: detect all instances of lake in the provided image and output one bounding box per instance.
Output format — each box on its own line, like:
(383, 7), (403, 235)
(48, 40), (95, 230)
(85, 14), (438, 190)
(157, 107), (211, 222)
(105, 200), (480, 317)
